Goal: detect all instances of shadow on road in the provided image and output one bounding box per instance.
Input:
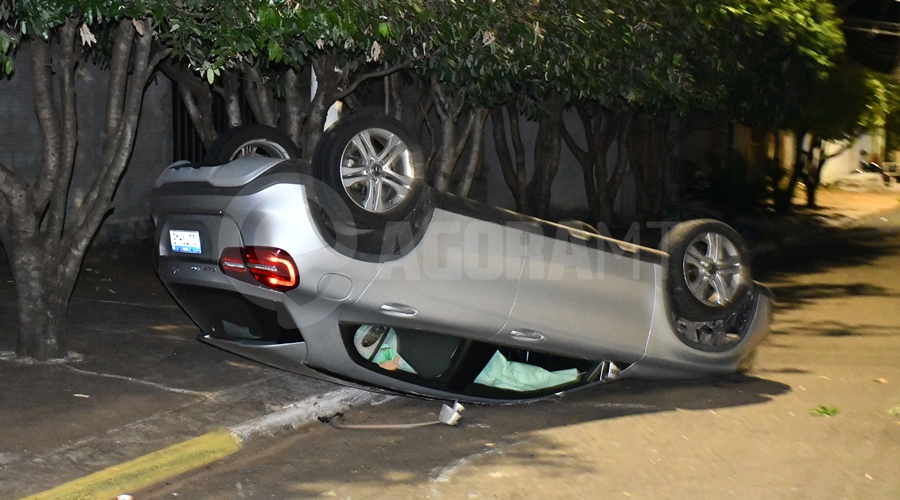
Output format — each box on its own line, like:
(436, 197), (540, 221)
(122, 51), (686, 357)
(755, 227), (900, 280)
(142, 374), (790, 499)
(754, 227), (900, 312)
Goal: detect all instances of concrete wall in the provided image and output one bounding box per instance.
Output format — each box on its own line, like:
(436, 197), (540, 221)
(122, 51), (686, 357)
(0, 42), (172, 255)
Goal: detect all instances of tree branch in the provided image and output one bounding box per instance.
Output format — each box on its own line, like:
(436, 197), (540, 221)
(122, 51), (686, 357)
(45, 18), (81, 240)
(455, 108), (488, 197)
(336, 61), (411, 100)
(491, 106), (522, 210)
(243, 63), (277, 127)
(29, 37), (62, 218)
(160, 58), (217, 148)
(101, 18), (136, 168)
(71, 19), (159, 243)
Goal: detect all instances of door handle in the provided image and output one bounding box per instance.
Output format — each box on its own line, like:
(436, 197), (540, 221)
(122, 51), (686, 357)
(380, 303), (418, 317)
(509, 329), (545, 341)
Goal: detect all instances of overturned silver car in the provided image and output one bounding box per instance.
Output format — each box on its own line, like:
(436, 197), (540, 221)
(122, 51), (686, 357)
(150, 114), (772, 403)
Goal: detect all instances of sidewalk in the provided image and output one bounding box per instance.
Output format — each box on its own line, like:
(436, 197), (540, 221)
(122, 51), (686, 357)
(0, 186), (898, 499)
(0, 256), (388, 499)
(738, 187), (900, 255)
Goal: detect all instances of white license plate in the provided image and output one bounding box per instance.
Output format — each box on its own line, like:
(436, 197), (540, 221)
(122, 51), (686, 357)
(169, 229), (202, 254)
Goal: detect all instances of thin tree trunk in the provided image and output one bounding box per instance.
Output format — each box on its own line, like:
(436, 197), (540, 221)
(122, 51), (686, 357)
(243, 64), (278, 127)
(307, 55), (341, 156)
(529, 92), (564, 219)
(601, 109), (635, 223)
(431, 78), (481, 192)
(220, 70), (243, 128)
(281, 68), (305, 148)
(160, 59), (217, 148)
(491, 106), (525, 212)
(561, 104), (599, 224)
(455, 108), (488, 197)
(385, 72), (403, 121)
(507, 101), (529, 214)
(776, 130), (808, 212)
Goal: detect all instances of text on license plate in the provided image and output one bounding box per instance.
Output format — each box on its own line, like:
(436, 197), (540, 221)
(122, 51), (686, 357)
(170, 229), (202, 254)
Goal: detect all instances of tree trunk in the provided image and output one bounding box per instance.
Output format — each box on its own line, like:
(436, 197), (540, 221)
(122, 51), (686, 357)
(430, 78), (484, 193)
(491, 105), (526, 212)
(806, 139), (848, 208)
(455, 108), (488, 197)
(280, 68), (308, 149)
(307, 55), (342, 157)
(243, 63), (278, 127)
(529, 92), (564, 219)
(561, 104), (599, 224)
(159, 59), (218, 149)
(0, 17), (167, 360)
(775, 130), (808, 212)
(11, 243), (73, 359)
(385, 72), (403, 121)
(598, 108), (635, 224)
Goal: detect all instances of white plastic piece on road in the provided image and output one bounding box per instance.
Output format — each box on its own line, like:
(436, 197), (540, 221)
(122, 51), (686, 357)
(438, 402), (465, 426)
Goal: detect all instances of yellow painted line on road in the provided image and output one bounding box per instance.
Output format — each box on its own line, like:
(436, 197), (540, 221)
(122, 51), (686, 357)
(21, 428), (241, 500)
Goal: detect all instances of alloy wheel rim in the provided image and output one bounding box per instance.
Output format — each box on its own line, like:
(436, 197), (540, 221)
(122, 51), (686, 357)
(682, 231), (744, 306)
(339, 128), (416, 213)
(230, 139), (291, 160)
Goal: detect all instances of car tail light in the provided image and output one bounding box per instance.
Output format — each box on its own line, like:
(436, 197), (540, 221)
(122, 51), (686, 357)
(219, 246), (298, 291)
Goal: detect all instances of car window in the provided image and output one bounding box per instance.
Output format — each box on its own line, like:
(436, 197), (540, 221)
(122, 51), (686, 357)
(344, 323), (599, 399)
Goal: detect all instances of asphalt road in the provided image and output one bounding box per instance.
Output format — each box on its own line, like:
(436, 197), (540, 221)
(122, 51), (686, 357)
(135, 211), (900, 500)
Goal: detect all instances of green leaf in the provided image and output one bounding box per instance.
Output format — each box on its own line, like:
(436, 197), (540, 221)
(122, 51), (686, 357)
(206, 67), (215, 84)
(378, 22), (390, 38)
(807, 406), (838, 417)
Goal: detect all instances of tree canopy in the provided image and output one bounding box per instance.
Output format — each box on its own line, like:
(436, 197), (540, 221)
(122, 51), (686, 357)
(0, 0), (856, 359)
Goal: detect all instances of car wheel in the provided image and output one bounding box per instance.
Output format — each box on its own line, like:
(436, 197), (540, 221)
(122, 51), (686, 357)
(661, 219), (751, 321)
(312, 113), (424, 227)
(204, 124), (300, 164)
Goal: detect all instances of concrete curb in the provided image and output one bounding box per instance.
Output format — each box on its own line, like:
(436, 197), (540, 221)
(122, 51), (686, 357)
(229, 387), (394, 441)
(21, 387), (391, 500)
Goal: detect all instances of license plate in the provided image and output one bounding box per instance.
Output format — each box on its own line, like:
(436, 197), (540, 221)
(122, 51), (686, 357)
(169, 229), (202, 254)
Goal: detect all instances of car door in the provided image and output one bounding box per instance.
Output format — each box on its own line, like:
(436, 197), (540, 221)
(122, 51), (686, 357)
(492, 225), (658, 363)
(346, 209), (526, 341)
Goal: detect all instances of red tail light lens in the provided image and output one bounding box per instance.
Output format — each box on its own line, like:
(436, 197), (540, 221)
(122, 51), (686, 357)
(219, 246), (298, 291)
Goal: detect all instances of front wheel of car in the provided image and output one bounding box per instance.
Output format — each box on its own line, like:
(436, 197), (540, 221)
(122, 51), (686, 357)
(661, 219), (751, 321)
(203, 124), (301, 165)
(312, 113), (425, 228)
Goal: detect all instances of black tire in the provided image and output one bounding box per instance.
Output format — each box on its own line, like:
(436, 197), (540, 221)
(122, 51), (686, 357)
(661, 219), (751, 321)
(312, 113), (425, 228)
(204, 124), (300, 165)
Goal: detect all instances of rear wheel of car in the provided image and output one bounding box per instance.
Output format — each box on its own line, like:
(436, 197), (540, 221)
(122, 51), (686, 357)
(312, 113), (425, 228)
(661, 219), (751, 321)
(204, 124), (300, 165)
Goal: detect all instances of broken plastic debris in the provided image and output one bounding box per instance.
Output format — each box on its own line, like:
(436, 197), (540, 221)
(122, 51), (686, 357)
(438, 402), (465, 426)
(116, 495), (133, 500)
(874, 378), (888, 384)
(73, 394), (90, 398)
